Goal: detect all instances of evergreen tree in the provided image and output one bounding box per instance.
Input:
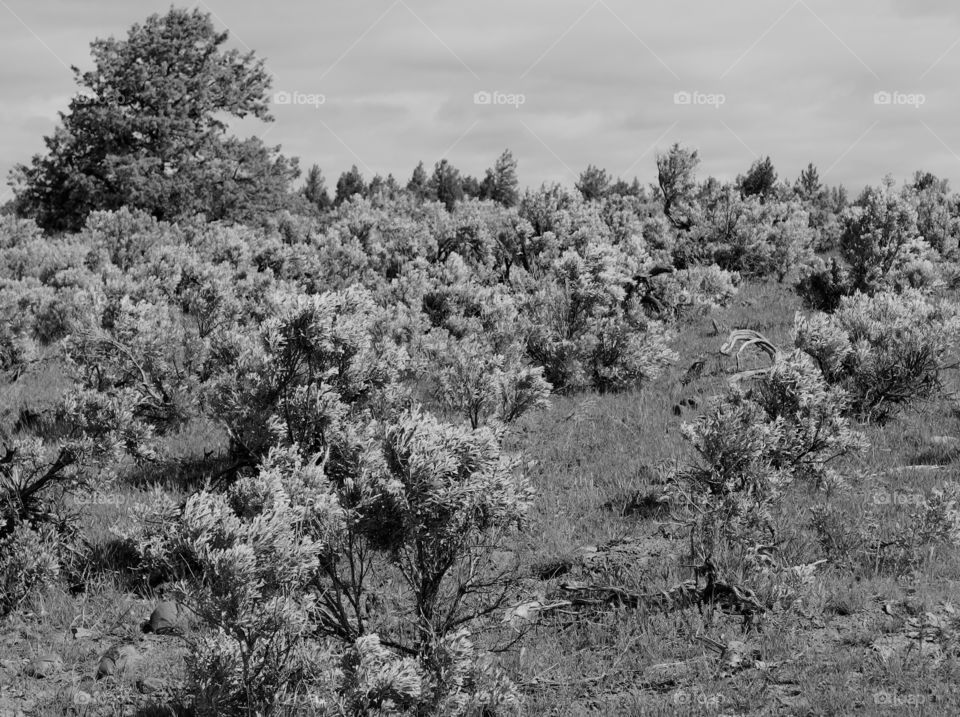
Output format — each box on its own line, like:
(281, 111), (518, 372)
(302, 164), (331, 211)
(480, 149), (520, 207)
(335, 165), (365, 205)
(794, 162), (823, 202)
(738, 156), (778, 202)
(10, 7), (297, 231)
(461, 175), (481, 199)
(429, 159), (464, 212)
(407, 161), (430, 202)
(575, 164), (610, 201)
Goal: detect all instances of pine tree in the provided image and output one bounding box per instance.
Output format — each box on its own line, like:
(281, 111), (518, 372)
(10, 8), (297, 230)
(429, 159), (463, 212)
(738, 156), (778, 202)
(407, 161), (430, 202)
(575, 164), (610, 201)
(335, 165), (365, 205)
(302, 164), (331, 211)
(480, 149), (519, 207)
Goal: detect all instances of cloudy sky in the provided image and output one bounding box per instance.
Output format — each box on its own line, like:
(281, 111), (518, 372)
(2, 0), (960, 200)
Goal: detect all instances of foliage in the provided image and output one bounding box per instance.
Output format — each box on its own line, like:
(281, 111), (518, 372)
(681, 188), (814, 280)
(123, 407), (528, 714)
(522, 245), (677, 392)
(646, 265), (740, 320)
(811, 484), (960, 573)
(794, 290), (960, 422)
(480, 150), (520, 207)
(10, 8), (297, 231)
(207, 286), (409, 467)
(420, 330), (551, 428)
(673, 350), (863, 601)
(737, 156), (778, 201)
(656, 143), (699, 230)
(0, 522), (62, 617)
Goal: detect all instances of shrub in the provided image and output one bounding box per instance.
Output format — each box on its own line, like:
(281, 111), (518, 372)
(673, 349), (863, 596)
(207, 286), (410, 468)
(0, 522), (61, 616)
(420, 330), (550, 428)
(124, 407), (529, 713)
(167, 455), (330, 715)
(647, 264), (740, 320)
(795, 290), (960, 422)
(795, 257), (850, 312)
(839, 185), (927, 295)
(522, 247), (676, 392)
(812, 484), (960, 573)
(680, 190), (814, 280)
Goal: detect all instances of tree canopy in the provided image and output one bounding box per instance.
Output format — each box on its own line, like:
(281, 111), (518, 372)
(9, 7), (298, 231)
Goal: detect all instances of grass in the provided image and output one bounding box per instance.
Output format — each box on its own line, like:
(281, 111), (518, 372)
(4, 278), (960, 715)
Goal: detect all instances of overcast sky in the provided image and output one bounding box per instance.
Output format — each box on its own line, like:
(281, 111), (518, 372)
(3, 0), (960, 201)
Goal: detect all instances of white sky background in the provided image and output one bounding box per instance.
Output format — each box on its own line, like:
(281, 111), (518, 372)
(2, 0), (960, 201)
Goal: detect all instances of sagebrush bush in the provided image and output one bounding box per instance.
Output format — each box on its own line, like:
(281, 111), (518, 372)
(122, 407), (529, 714)
(207, 286), (410, 467)
(0, 522), (61, 616)
(420, 330), (550, 428)
(795, 289), (960, 422)
(647, 264), (740, 320)
(674, 349), (863, 598)
(838, 184), (931, 295)
(523, 247), (676, 392)
(148, 451), (330, 714)
(811, 484), (960, 573)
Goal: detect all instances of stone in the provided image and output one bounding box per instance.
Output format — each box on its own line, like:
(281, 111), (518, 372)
(144, 600), (192, 635)
(24, 653), (62, 678)
(137, 677), (166, 694)
(71, 627), (97, 640)
(96, 644), (140, 679)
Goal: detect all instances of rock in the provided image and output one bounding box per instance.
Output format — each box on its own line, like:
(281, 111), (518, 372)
(96, 643), (140, 679)
(144, 600), (192, 635)
(71, 627), (97, 640)
(24, 653), (63, 678)
(137, 677), (166, 694)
